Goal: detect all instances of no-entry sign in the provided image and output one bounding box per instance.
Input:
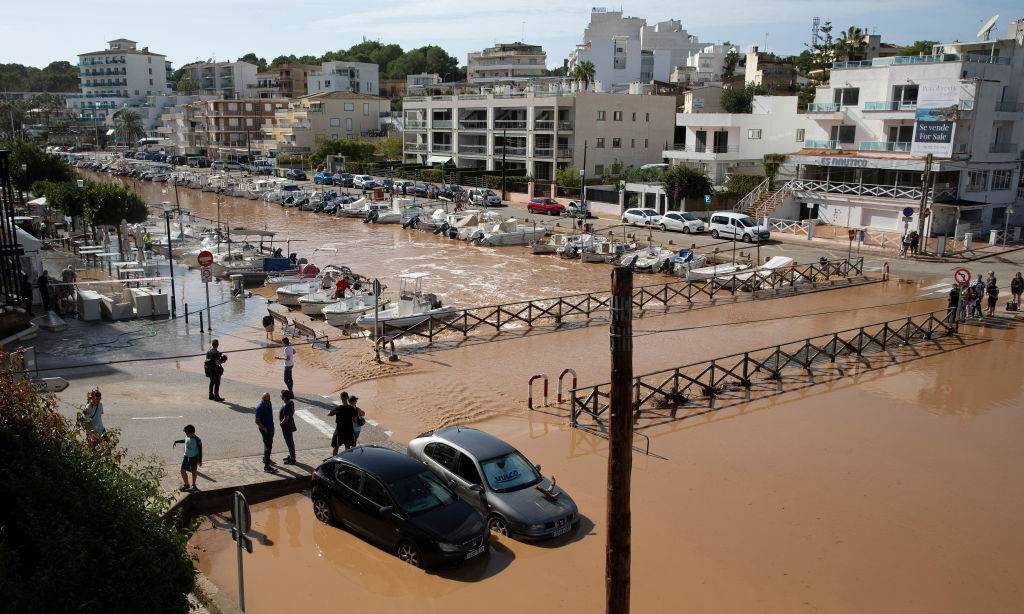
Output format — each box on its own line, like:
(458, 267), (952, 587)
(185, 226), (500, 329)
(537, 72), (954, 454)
(953, 268), (970, 284)
(197, 250), (214, 267)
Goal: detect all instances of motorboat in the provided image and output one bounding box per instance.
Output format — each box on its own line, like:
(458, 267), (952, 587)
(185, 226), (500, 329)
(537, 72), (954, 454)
(581, 239), (635, 263)
(686, 261), (751, 281)
(336, 197), (369, 217)
(355, 272), (457, 331)
(622, 247), (677, 273)
(322, 290), (391, 327)
(532, 233), (574, 255)
(477, 219), (550, 247)
(364, 198), (421, 224)
(670, 249), (708, 276)
(284, 265), (363, 311)
(716, 256), (797, 290)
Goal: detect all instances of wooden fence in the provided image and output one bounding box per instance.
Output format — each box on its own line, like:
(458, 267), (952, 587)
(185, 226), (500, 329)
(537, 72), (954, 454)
(376, 258), (865, 344)
(570, 309), (960, 430)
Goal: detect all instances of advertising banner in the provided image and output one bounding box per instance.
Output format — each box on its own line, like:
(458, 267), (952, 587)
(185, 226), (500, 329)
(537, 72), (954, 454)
(911, 82), (959, 157)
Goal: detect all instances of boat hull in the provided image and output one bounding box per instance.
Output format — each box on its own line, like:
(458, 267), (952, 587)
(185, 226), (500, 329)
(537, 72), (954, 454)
(355, 306), (458, 331)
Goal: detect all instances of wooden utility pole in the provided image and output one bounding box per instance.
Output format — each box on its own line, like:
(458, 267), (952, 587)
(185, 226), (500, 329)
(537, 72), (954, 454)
(916, 153), (933, 248)
(607, 266), (633, 614)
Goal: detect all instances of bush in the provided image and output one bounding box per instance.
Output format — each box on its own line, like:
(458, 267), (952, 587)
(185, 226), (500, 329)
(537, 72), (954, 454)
(0, 353), (196, 612)
(419, 169), (442, 183)
(725, 174), (765, 197)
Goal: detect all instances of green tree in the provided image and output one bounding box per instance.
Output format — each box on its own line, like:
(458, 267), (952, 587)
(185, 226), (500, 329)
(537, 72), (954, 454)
(174, 74), (199, 94)
(4, 139), (78, 187)
(721, 83), (773, 113)
(725, 174), (766, 196)
(723, 50), (741, 77)
(556, 165), (581, 188)
(374, 135), (402, 160)
(572, 61), (596, 91)
(835, 26), (868, 61)
(237, 53), (269, 72)
(308, 138), (376, 169)
(0, 353), (196, 612)
(36, 180), (86, 218)
(897, 40), (938, 56)
(661, 165), (711, 209)
(83, 181), (148, 226)
(112, 109), (145, 149)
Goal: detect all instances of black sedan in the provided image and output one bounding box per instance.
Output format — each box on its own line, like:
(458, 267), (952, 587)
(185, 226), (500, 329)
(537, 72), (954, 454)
(311, 446), (489, 569)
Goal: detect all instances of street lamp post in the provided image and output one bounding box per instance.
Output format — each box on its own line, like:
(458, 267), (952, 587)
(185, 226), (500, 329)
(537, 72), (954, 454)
(20, 163), (27, 207)
(162, 202), (177, 317)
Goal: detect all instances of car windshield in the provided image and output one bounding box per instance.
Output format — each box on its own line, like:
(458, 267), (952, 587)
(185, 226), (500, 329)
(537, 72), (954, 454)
(681, 213), (697, 221)
(388, 470), (457, 515)
(642, 210), (658, 216)
(480, 451), (542, 493)
(737, 217), (756, 227)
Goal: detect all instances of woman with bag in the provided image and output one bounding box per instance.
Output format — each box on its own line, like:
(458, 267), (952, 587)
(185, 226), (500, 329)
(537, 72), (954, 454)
(350, 395), (366, 445)
(279, 389), (297, 464)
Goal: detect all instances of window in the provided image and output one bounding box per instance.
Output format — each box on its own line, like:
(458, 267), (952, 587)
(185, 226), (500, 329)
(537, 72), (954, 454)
(595, 164), (604, 175)
(245, 118), (252, 127)
(631, 138), (635, 148)
(149, 79), (153, 86)
(346, 118), (352, 130)
(344, 102), (354, 111)
(362, 476), (390, 507)
(332, 133), (338, 139)
(335, 464), (362, 491)
(796, 128), (805, 141)
(148, 68), (152, 75)
(644, 139), (648, 148)
(645, 113), (650, 122)
(228, 103), (237, 112)
(425, 442), (457, 468)
(991, 169), (1012, 191)
(595, 137), (605, 148)
(830, 125), (856, 144)
(454, 455), (482, 484)
(264, 104), (272, 112)
(632, 112), (637, 121)
(748, 129), (762, 139)
(966, 170), (989, 191)
(612, 137), (621, 148)
(596, 110), (606, 121)
(613, 111), (622, 121)
(363, 103), (369, 115)
(330, 118), (340, 126)
(833, 88), (860, 107)
(888, 125), (914, 143)
(324, 80), (331, 87)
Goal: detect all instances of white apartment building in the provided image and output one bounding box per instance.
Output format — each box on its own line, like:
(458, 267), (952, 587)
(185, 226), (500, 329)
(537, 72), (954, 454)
(307, 62), (379, 96)
(684, 44), (739, 83)
(67, 38), (172, 123)
(568, 8), (703, 90)
(467, 43), (547, 84)
(664, 95), (814, 187)
(179, 61), (258, 98)
(402, 89), (676, 182)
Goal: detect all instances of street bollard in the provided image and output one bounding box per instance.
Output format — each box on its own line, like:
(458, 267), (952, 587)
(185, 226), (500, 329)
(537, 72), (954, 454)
(184, 303), (189, 324)
(199, 311), (204, 331)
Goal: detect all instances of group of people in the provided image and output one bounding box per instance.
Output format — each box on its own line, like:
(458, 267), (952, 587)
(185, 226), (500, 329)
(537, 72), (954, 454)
(947, 270), (1022, 322)
(20, 265), (77, 316)
(900, 230), (921, 258)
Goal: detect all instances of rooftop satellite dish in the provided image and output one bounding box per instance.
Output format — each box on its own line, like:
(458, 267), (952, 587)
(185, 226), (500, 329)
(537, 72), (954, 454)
(978, 14), (999, 40)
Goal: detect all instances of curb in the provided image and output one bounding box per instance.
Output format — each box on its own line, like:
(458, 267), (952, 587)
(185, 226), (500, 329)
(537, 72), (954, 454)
(195, 571), (243, 614)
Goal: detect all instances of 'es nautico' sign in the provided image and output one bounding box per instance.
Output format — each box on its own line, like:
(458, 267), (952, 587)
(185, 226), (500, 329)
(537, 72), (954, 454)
(818, 157), (869, 167)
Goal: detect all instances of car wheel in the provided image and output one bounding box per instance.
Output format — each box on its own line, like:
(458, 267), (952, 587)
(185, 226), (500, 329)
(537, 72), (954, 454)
(622, 218), (629, 224)
(548, 209), (555, 216)
(487, 515), (510, 536)
(659, 223), (667, 231)
(312, 495), (333, 524)
(682, 226), (690, 234)
(711, 230), (719, 239)
(396, 541), (422, 568)
(742, 234), (752, 242)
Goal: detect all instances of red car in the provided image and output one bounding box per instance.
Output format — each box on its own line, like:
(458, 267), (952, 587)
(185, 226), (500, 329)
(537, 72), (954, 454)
(527, 198), (565, 215)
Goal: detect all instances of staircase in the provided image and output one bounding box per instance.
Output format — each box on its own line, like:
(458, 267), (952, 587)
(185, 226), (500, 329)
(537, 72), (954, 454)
(742, 189), (786, 218)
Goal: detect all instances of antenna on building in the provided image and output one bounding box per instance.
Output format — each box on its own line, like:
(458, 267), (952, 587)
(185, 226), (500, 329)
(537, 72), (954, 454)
(811, 16), (820, 48)
(978, 14), (999, 40)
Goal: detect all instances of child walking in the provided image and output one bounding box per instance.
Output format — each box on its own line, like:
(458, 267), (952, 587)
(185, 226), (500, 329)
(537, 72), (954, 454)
(173, 424), (203, 491)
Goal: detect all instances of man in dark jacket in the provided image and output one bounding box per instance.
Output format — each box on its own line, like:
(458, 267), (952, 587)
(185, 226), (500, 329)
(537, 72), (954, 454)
(205, 339), (226, 401)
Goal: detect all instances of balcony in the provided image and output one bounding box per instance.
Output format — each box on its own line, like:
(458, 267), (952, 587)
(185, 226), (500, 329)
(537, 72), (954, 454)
(405, 120), (427, 129)
(494, 119), (527, 130)
(556, 147), (573, 159)
(533, 147), (554, 157)
(863, 101), (917, 111)
(989, 142), (1019, 154)
(804, 140), (855, 149)
(859, 141), (912, 152)
(458, 145), (487, 155)
(534, 120), (554, 130)
(495, 146), (526, 156)
(667, 143), (740, 153)
(431, 143), (453, 152)
(807, 102), (845, 113)
(995, 101), (1024, 113)
(432, 120), (453, 129)
(459, 120), (487, 129)
(833, 53), (1011, 70)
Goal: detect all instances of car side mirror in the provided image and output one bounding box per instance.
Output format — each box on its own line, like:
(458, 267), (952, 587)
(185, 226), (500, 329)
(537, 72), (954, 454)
(535, 464), (542, 473)
(469, 484), (484, 493)
(378, 505), (393, 516)
(448, 479), (457, 489)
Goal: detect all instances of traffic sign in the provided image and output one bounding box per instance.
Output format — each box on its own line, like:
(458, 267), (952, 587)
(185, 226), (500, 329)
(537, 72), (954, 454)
(197, 250), (214, 267)
(232, 491), (251, 535)
(848, 229), (856, 240)
(902, 207), (914, 218)
(953, 268), (970, 284)
(200, 266), (213, 283)
(704, 194), (711, 204)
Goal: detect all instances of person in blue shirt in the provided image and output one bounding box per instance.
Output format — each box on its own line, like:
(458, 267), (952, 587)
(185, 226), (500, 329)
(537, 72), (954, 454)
(172, 424), (203, 491)
(255, 392), (276, 472)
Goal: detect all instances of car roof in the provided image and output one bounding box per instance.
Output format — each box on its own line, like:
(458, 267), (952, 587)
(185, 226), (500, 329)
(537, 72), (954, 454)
(331, 446), (428, 482)
(428, 426), (517, 459)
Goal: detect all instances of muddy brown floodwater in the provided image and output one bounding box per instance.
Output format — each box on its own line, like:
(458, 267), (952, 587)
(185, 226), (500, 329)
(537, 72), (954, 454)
(104, 175), (1024, 611)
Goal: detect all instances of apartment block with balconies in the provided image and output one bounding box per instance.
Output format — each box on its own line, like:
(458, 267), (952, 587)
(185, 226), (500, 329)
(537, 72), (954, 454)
(307, 62), (379, 96)
(158, 98), (289, 157)
(252, 64), (319, 99)
(67, 38), (172, 123)
(266, 91), (388, 155)
(402, 89), (675, 181)
(181, 61), (258, 99)
(467, 43), (547, 85)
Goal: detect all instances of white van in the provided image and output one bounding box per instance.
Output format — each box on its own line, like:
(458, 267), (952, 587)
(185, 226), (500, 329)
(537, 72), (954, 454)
(708, 212), (770, 242)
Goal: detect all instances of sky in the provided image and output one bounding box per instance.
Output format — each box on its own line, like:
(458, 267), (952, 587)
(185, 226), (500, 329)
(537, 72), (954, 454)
(2, 0), (1021, 71)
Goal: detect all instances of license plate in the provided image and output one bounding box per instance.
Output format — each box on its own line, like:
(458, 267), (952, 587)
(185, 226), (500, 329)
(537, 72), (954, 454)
(552, 524), (573, 537)
(465, 544), (485, 560)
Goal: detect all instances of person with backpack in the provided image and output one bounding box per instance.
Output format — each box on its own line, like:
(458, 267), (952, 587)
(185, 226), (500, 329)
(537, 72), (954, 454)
(1009, 272), (1023, 310)
(986, 278), (999, 317)
(205, 339), (226, 401)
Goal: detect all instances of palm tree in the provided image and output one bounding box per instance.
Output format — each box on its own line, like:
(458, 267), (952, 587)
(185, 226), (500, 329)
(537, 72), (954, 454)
(576, 61), (596, 92)
(835, 26), (868, 61)
(112, 109), (145, 149)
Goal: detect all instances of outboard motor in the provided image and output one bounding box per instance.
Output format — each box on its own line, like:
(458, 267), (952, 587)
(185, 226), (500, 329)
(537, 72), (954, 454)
(402, 215), (420, 229)
(623, 254), (639, 269)
(468, 229), (484, 243)
(433, 222), (450, 236)
(363, 209), (379, 224)
(425, 293), (442, 309)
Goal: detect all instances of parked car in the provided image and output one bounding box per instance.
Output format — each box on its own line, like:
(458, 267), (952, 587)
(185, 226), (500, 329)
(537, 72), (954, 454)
(658, 211), (704, 233)
(224, 161), (242, 171)
(392, 179), (413, 194)
(566, 200), (590, 217)
(169, 155), (186, 166)
(376, 178), (393, 192)
(408, 183), (429, 197)
(311, 446), (489, 569)
(285, 169), (307, 180)
(333, 172), (354, 187)
(708, 211), (770, 242)
(468, 188), (502, 207)
(527, 198), (566, 216)
(313, 171), (334, 185)
(353, 175), (376, 189)
(210, 161), (225, 170)
(441, 184), (465, 200)
(408, 426), (579, 541)
(622, 208), (661, 226)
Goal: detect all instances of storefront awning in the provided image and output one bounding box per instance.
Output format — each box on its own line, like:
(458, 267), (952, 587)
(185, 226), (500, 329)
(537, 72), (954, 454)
(426, 155), (452, 164)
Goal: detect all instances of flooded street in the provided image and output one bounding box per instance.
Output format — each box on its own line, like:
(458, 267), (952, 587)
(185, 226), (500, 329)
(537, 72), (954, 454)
(78, 173), (1024, 611)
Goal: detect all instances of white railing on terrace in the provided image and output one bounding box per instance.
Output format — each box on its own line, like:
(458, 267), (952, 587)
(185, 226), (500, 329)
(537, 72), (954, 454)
(667, 143), (740, 153)
(732, 177), (769, 213)
(534, 120), (554, 130)
(859, 141), (912, 152)
(459, 120), (487, 129)
(863, 101), (918, 111)
(791, 178), (926, 200)
(766, 217), (814, 237)
(832, 53), (1011, 69)
(807, 102), (845, 112)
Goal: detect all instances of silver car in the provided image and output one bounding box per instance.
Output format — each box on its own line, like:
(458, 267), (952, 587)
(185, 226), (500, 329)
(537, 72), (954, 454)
(407, 427), (579, 541)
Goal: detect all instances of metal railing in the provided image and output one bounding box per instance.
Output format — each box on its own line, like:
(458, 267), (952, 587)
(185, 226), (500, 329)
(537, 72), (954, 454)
(459, 120), (487, 129)
(570, 309), (961, 429)
(556, 147), (573, 159)
(557, 120), (572, 130)
(405, 120), (427, 129)
(458, 145), (487, 154)
(859, 141), (912, 152)
(432, 120), (452, 129)
(405, 143), (427, 151)
(804, 140), (853, 149)
(863, 101), (917, 111)
(732, 177), (769, 213)
(667, 143), (740, 153)
(750, 183), (791, 219)
(533, 147), (554, 157)
(494, 119), (527, 129)
(494, 146), (527, 156)
(807, 102), (844, 112)
(431, 143), (453, 152)
(371, 258), (865, 345)
(832, 53), (1011, 69)
(534, 120), (554, 130)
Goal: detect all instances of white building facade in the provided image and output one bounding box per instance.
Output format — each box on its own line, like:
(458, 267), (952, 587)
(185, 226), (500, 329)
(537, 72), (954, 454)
(180, 61), (258, 98)
(67, 38), (172, 123)
(307, 62), (379, 96)
(684, 44), (739, 83)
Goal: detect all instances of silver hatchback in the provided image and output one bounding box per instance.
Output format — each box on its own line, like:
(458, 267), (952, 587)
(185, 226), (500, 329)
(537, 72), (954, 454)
(407, 426), (579, 541)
